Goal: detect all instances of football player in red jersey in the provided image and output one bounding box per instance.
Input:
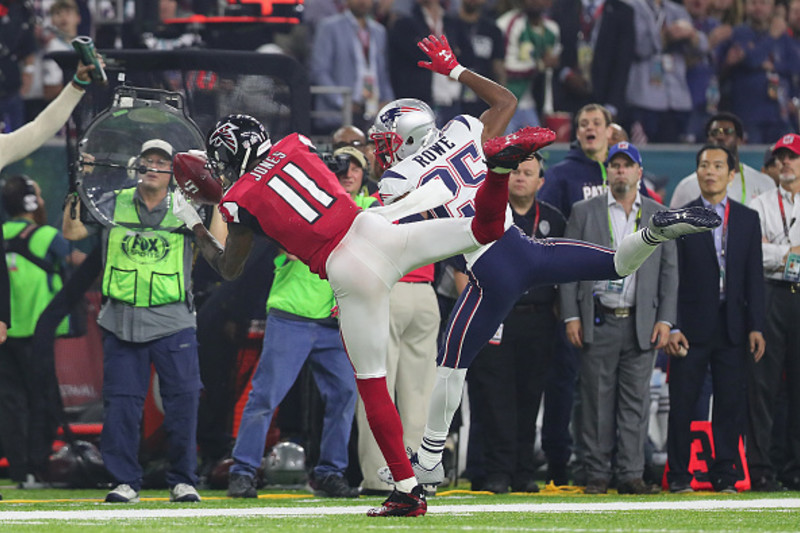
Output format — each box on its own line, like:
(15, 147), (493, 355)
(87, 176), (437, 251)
(172, 111), (556, 515)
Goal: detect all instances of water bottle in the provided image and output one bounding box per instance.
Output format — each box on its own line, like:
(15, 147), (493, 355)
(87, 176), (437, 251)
(71, 36), (107, 86)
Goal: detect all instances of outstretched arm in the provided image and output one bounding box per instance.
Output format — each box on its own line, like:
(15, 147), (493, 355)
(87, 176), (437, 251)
(417, 34), (516, 143)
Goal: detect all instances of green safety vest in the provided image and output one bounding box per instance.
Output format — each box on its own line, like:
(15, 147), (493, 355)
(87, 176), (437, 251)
(102, 189), (187, 307)
(3, 220), (67, 338)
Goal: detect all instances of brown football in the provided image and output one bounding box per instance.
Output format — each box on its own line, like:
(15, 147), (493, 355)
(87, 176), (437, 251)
(173, 151), (223, 205)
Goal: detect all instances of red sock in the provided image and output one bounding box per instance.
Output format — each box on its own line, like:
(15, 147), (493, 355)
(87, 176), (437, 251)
(356, 377), (414, 482)
(471, 168), (509, 244)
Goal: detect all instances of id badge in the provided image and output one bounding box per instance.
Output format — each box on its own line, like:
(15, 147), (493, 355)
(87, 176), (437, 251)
(519, 40), (534, 63)
(649, 56), (664, 86)
(661, 54), (674, 73)
(784, 253), (800, 281)
(606, 279), (625, 293)
(488, 323), (503, 345)
(577, 41), (594, 82)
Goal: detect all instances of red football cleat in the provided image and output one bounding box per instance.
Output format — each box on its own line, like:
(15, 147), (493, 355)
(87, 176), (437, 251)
(366, 485), (427, 517)
(482, 127), (556, 170)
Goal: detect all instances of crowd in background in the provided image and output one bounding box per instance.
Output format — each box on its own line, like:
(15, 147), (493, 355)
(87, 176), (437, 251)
(3, 0), (800, 143)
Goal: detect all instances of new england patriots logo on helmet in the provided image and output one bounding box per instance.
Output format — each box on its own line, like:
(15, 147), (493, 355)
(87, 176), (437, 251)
(209, 122), (239, 154)
(379, 106), (423, 128)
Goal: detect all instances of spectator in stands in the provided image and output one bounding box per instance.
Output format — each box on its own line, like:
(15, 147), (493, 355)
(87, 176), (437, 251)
(496, 0), (558, 132)
(746, 134), (800, 492)
(41, 0), (82, 103)
(0, 0), (37, 132)
(550, 0), (634, 122)
(685, 0), (723, 142)
(711, 0), (746, 25)
(62, 139), (204, 504)
(466, 154), (564, 494)
(0, 176), (73, 488)
(626, 0), (706, 143)
(670, 112), (776, 208)
(140, 0), (202, 50)
(387, 0), (453, 110)
(716, 0), (797, 143)
(310, 0), (394, 133)
(665, 144), (765, 494)
(225, 151), (362, 499)
(561, 142), (676, 495)
(438, 0), (505, 125)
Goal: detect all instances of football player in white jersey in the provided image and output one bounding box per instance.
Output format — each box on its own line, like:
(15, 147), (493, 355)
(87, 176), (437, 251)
(371, 34), (723, 491)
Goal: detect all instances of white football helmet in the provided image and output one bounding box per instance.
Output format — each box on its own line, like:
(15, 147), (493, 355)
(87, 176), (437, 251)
(370, 98), (438, 172)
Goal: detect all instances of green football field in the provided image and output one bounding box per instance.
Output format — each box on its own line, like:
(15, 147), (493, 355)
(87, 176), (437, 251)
(0, 483), (798, 532)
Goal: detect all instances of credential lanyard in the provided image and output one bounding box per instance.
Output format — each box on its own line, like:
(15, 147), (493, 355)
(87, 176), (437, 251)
(719, 200), (730, 297)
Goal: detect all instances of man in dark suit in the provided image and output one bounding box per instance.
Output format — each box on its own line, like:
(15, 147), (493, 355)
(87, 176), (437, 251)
(665, 144), (766, 493)
(561, 142), (677, 494)
(549, 0), (635, 120)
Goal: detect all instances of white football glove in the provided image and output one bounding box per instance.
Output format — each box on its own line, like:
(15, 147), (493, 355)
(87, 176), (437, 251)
(172, 188), (203, 229)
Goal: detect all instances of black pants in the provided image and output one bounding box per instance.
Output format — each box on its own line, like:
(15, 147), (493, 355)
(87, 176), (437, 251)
(667, 306), (747, 489)
(467, 304), (556, 485)
(0, 337), (52, 481)
(747, 283), (800, 482)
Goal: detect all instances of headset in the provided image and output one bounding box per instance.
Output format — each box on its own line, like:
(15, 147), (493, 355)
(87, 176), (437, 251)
(1, 175), (39, 216)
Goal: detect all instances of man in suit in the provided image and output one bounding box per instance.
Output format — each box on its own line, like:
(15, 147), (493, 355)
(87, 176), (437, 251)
(665, 144), (766, 493)
(310, 0), (394, 133)
(561, 142), (677, 494)
(549, 0), (635, 120)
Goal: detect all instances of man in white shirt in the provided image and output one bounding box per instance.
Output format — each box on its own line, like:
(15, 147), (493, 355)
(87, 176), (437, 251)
(746, 134), (800, 492)
(670, 112), (775, 208)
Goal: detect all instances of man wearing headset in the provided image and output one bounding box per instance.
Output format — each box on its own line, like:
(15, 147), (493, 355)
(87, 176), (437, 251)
(0, 176), (73, 488)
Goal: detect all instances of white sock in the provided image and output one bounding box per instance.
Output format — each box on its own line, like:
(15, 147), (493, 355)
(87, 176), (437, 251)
(417, 367), (467, 469)
(614, 228), (659, 276)
(396, 477), (417, 493)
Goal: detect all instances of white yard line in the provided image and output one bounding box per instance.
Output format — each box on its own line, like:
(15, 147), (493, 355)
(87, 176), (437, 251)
(0, 498), (798, 520)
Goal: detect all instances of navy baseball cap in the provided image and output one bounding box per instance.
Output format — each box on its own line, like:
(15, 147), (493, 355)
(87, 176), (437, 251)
(606, 141), (642, 166)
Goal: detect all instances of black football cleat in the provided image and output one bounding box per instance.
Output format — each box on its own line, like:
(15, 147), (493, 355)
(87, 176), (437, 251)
(483, 127), (556, 170)
(646, 206), (722, 242)
(367, 485), (427, 517)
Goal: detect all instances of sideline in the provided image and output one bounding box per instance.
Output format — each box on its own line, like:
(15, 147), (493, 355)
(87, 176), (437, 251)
(0, 498), (798, 520)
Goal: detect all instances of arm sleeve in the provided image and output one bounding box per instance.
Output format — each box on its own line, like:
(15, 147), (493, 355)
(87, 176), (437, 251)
(0, 83), (84, 169)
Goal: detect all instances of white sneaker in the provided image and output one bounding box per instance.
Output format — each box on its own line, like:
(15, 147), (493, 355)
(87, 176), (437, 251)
(170, 483), (201, 502)
(105, 484), (140, 503)
(377, 453), (445, 487)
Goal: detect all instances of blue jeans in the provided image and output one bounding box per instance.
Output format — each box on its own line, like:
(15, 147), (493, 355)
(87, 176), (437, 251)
(101, 328), (202, 491)
(230, 313), (357, 479)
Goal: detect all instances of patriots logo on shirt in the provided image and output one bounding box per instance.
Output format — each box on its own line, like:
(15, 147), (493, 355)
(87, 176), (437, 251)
(379, 106), (423, 128)
(209, 122), (239, 154)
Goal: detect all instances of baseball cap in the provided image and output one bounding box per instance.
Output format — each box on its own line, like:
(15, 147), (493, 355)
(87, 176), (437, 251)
(333, 146), (367, 170)
(606, 141), (642, 166)
(140, 139), (174, 158)
(772, 134), (800, 156)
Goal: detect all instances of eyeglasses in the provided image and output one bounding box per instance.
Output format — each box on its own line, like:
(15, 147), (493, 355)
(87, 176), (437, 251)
(708, 127), (737, 138)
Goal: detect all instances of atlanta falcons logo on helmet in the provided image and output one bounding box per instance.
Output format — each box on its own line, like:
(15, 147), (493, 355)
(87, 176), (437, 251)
(209, 122), (239, 154)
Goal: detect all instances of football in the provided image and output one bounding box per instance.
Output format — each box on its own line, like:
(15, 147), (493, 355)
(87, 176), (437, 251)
(173, 151), (223, 205)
